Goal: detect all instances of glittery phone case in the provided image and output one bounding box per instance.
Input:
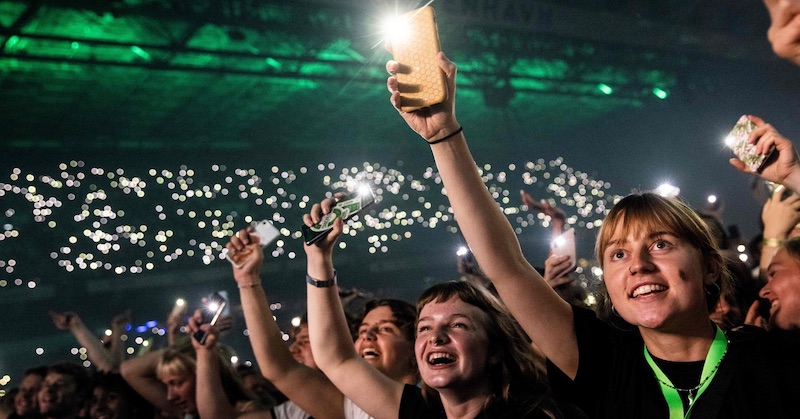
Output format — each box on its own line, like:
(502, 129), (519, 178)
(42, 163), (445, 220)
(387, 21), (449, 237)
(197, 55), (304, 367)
(725, 115), (774, 172)
(392, 6), (447, 112)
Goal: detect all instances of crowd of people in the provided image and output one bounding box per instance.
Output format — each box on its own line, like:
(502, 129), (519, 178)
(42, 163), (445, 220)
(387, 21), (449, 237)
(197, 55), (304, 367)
(2, 1), (799, 418)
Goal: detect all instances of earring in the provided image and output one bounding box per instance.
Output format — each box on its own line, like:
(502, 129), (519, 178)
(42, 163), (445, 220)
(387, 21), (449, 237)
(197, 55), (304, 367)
(611, 304), (620, 317)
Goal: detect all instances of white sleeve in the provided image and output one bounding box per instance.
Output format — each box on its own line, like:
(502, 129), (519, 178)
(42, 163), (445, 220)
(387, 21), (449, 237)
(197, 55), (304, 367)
(343, 397), (375, 419)
(271, 401), (312, 419)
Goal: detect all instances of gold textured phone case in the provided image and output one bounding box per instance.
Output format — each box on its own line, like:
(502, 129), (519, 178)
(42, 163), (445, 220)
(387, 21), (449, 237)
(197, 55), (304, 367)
(393, 6), (447, 112)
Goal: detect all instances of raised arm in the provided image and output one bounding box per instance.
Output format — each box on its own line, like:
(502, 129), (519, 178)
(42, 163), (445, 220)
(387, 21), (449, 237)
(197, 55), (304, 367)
(119, 348), (180, 416)
(186, 311), (239, 419)
(759, 187), (800, 276)
(303, 199), (404, 419)
(226, 227), (345, 419)
(386, 52), (578, 377)
(105, 309), (131, 370)
(50, 311), (120, 373)
(521, 190), (566, 238)
(166, 301), (187, 347)
(187, 310), (245, 419)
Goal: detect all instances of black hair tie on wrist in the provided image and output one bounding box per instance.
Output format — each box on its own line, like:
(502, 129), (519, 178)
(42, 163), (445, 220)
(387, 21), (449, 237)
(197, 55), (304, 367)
(427, 126), (463, 145)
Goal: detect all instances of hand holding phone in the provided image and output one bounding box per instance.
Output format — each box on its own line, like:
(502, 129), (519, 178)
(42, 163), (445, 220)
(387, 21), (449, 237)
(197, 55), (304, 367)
(192, 292), (228, 345)
(302, 188), (376, 245)
(226, 220), (280, 268)
(725, 115), (775, 172)
(457, 246), (479, 275)
(388, 6), (447, 112)
(551, 229), (577, 271)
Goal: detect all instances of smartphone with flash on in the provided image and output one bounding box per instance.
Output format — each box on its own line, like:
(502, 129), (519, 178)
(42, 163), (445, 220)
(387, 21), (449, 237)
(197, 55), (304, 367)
(388, 6), (447, 112)
(302, 188), (376, 246)
(226, 220), (280, 268)
(551, 229), (576, 271)
(724, 115), (774, 172)
(193, 292), (228, 345)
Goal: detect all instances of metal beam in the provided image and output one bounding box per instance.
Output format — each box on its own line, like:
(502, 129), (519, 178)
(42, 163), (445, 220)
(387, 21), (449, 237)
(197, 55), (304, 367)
(0, 1), (42, 55)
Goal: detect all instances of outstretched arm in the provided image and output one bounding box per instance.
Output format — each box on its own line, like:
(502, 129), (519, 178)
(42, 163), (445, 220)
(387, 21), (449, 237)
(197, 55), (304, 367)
(119, 348), (180, 416)
(226, 227), (345, 419)
(105, 309), (131, 370)
(303, 198), (404, 419)
(520, 190), (566, 238)
(50, 311), (120, 373)
(386, 52), (578, 377)
(759, 186), (800, 275)
(187, 310), (239, 419)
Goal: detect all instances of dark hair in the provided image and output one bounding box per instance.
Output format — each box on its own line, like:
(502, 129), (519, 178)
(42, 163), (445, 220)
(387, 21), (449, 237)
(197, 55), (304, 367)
(416, 281), (558, 417)
(715, 256), (758, 330)
(362, 299), (416, 343)
(92, 372), (155, 417)
(782, 236), (800, 261)
(47, 362), (91, 404)
(595, 193), (730, 324)
(24, 365), (48, 379)
(236, 364), (261, 378)
(697, 212), (730, 250)
(291, 313), (309, 338)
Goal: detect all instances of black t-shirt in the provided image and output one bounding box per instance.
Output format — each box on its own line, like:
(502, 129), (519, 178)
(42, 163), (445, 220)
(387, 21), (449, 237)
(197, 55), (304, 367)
(398, 385), (444, 419)
(398, 384), (555, 419)
(546, 306), (800, 419)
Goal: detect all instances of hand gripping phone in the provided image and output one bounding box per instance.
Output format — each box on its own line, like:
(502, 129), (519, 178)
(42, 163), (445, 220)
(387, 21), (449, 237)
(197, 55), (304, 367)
(226, 220), (280, 268)
(724, 115), (774, 172)
(551, 229), (577, 271)
(390, 6), (447, 112)
(302, 188), (376, 245)
(193, 292), (228, 345)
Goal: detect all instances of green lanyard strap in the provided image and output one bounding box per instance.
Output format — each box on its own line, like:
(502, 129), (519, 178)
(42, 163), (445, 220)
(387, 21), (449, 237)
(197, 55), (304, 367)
(643, 326), (728, 419)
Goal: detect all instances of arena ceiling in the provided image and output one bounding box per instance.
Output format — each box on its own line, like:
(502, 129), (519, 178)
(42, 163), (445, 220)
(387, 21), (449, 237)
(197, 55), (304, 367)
(0, 0), (785, 153)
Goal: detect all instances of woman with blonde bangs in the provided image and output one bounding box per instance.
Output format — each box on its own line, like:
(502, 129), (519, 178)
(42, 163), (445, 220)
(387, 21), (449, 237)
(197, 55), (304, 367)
(122, 324), (270, 419)
(382, 49), (800, 418)
(594, 194), (731, 328)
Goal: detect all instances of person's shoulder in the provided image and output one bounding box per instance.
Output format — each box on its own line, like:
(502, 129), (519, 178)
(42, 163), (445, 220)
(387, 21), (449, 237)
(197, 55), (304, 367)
(480, 398), (565, 419)
(271, 400), (312, 419)
(398, 385), (443, 419)
(728, 325), (800, 344)
(727, 326), (800, 364)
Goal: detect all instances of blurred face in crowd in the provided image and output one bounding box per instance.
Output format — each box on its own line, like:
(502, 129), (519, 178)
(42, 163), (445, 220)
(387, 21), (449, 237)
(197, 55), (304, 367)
(90, 387), (134, 419)
(355, 306), (416, 383)
(415, 297), (493, 392)
(240, 373), (274, 402)
(289, 325), (317, 369)
(762, 248), (800, 330)
(159, 371), (196, 415)
(38, 371), (81, 418)
(14, 373), (43, 416)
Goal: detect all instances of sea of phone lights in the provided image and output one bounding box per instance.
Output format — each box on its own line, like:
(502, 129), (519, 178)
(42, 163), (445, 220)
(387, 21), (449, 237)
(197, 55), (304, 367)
(0, 156), (618, 388)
